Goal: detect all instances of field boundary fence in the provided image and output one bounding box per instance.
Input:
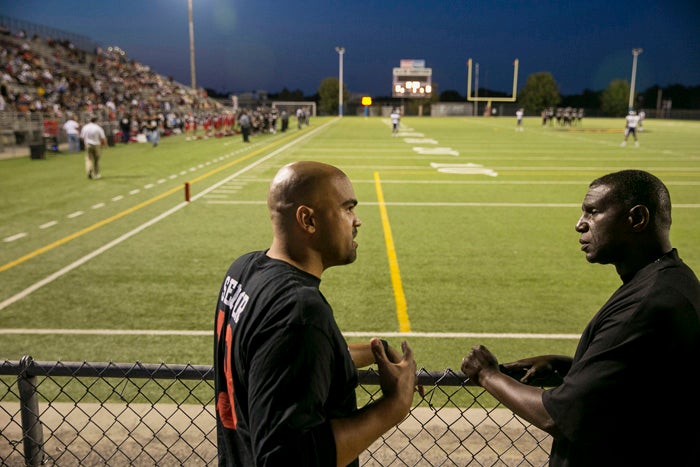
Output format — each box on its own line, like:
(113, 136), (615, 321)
(1, 357), (553, 466)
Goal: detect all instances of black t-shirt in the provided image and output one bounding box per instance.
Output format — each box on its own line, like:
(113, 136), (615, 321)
(214, 251), (359, 466)
(543, 249), (700, 466)
(120, 117), (130, 131)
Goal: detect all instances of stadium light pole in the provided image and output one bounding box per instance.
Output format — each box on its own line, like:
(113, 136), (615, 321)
(628, 48), (643, 112)
(188, 0), (197, 90)
(474, 62), (479, 116)
(335, 46), (345, 117)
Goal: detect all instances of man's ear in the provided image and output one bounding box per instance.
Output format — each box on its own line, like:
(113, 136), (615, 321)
(629, 205), (650, 232)
(296, 205), (316, 233)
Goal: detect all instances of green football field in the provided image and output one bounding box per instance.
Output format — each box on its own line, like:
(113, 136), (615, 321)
(1, 115), (699, 372)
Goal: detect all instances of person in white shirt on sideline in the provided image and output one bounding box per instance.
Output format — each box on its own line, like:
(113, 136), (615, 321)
(62, 114), (81, 153)
(79, 115), (107, 179)
(515, 108), (524, 131)
(390, 107), (401, 136)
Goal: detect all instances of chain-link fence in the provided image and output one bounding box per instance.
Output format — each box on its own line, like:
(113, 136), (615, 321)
(1, 357), (553, 466)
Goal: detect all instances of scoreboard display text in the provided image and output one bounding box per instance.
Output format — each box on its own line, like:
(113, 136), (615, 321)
(392, 67), (432, 98)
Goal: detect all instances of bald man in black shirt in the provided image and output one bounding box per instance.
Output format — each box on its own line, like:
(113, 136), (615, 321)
(214, 161), (417, 466)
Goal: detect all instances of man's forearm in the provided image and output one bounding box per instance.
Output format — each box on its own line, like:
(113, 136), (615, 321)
(478, 370), (557, 434)
(330, 396), (407, 466)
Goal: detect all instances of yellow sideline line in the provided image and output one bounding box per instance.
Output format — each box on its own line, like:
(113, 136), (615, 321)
(373, 171), (411, 333)
(0, 187), (178, 273)
(0, 134), (300, 273)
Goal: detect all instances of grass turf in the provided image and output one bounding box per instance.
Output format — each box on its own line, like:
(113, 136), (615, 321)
(1, 116), (698, 371)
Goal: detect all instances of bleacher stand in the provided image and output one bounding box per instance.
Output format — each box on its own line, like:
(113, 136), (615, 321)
(0, 16), (222, 158)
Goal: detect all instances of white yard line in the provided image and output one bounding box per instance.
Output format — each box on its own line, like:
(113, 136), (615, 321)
(0, 123), (332, 311)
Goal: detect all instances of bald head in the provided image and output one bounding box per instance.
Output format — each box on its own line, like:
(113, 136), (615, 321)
(267, 161), (348, 223)
(266, 161), (361, 276)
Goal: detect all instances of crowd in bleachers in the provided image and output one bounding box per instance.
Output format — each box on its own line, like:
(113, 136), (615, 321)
(0, 27), (224, 142)
(0, 26), (315, 149)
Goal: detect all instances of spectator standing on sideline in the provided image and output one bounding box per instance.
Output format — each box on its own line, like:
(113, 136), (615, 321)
(461, 170), (700, 466)
(147, 116), (160, 147)
(390, 107), (401, 136)
(238, 110), (251, 143)
(296, 107), (304, 129)
(62, 113), (80, 153)
(119, 114), (131, 144)
(280, 109), (289, 132)
(515, 108), (524, 131)
(79, 115), (106, 179)
(621, 110), (640, 147)
(214, 161), (417, 466)
(42, 114), (60, 152)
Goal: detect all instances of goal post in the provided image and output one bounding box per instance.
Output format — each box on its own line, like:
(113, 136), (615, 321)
(466, 58), (519, 114)
(271, 101), (317, 117)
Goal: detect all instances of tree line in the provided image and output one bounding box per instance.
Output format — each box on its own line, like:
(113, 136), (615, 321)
(437, 73), (699, 117)
(514, 73), (699, 117)
(207, 75), (699, 118)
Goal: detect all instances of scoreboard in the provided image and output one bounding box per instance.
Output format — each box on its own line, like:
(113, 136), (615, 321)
(392, 59), (432, 98)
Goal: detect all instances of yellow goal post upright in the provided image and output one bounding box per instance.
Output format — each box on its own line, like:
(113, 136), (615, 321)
(466, 58), (519, 116)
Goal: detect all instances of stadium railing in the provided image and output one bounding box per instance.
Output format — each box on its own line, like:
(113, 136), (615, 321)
(0, 108), (194, 160)
(0, 15), (97, 53)
(1, 357), (554, 466)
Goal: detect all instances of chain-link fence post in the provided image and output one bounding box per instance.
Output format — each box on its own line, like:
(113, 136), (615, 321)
(17, 356), (44, 466)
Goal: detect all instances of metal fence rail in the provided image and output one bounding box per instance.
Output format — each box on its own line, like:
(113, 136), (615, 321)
(1, 357), (552, 466)
(0, 15), (98, 53)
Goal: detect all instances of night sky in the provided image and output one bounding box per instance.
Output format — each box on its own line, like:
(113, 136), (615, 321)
(3, 0), (699, 97)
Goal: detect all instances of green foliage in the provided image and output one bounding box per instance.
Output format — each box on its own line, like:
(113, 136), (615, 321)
(439, 89), (463, 102)
(560, 89), (602, 109)
(272, 87), (306, 101)
(600, 79), (630, 116)
(518, 72), (561, 113)
(317, 77), (348, 115)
